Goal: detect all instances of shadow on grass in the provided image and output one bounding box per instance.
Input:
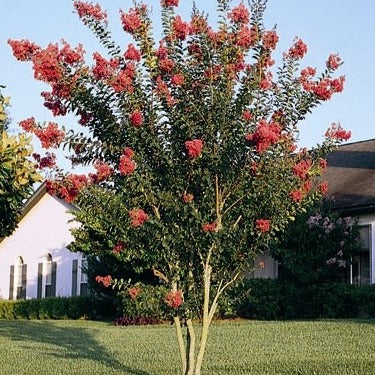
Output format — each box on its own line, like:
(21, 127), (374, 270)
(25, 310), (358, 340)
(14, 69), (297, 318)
(0, 320), (151, 375)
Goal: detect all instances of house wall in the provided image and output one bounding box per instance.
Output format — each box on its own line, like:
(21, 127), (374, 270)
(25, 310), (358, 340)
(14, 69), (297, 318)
(0, 193), (84, 300)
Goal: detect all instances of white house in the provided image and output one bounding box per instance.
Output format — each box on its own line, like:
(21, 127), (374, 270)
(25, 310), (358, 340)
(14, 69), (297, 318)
(0, 182), (87, 300)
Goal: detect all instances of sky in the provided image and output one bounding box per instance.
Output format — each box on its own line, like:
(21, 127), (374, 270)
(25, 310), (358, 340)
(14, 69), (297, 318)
(1, 0), (375, 168)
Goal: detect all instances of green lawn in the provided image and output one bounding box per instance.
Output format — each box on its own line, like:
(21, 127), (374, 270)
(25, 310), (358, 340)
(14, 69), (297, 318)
(0, 319), (374, 375)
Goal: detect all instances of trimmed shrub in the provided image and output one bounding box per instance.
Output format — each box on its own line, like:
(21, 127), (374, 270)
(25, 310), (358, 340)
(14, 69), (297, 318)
(0, 296), (113, 320)
(225, 279), (375, 320)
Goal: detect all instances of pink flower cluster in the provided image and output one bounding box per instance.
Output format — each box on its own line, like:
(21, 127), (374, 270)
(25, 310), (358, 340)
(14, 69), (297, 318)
(130, 110), (144, 127)
(292, 159), (312, 180)
(262, 30), (279, 50)
(113, 241), (126, 254)
(165, 290), (183, 308)
(128, 287), (141, 300)
(129, 209), (149, 227)
(161, 0), (179, 7)
(228, 3), (250, 25)
(47, 174), (89, 203)
(202, 222), (216, 232)
(120, 8), (142, 34)
(89, 160), (113, 183)
(245, 120), (282, 153)
(33, 152), (56, 169)
(124, 44), (141, 61)
(96, 275), (112, 287)
(255, 219), (270, 233)
(185, 139), (203, 158)
(73, 1), (107, 22)
(325, 123), (351, 141)
(286, 38), (308, 59)
(119, 147), (136, 176)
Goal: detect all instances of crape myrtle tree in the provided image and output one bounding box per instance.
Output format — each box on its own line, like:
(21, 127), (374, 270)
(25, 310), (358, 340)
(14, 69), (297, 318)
(0, 86), (41, 237)
(9, 0), (351, 373)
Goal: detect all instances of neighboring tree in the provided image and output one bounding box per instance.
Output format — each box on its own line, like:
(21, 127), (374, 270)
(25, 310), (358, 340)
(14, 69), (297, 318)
(9, 0), (350, 373)
(271, 201), (360, 285)
(0, 86), (41, 237)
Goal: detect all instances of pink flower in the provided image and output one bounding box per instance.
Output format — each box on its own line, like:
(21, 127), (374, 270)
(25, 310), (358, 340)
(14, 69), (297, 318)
(128, 287), (141, 300)
(161, 0), (179, 7)
(130, 110), (144, 127)
(242, 110), (252, 121)
(34, 122), (65, 149)
(255, 219), (270, 233)
(123, 147), (134, 158)
(326, 54), (341, 70)
(124, 44), (141, 61)
(19, 117), (37, 132)
(185, 139), (203, 158)
(262, 30), (279, 50)
(289, 190), (303, 202)
(165, 290), (183, 308)
(120, 9), (142, 34)
(172, 16), (190, 40)
(8, 39), (40, 61)
(90, 160), (113, 182)
(236, 26), (253, 49)
(318, 181), (329, 195)
(287, 38), (307, 59)
(182, 193), (194, 203)
(74, 1), (107, 22)
(228, 3), (250, 24)
(171, 73), (185, 86)
(245, 120), (282, 153)
(113, 241), (126, 254)
(202, 222), (216, 232)
(325, 123), (351, 141)
(96, 275), (112, 287)
(129, 209), (149, 227)
(292, 159), (312, 180)
(159, 58), (175, 73)
(119, 155), (136, 175)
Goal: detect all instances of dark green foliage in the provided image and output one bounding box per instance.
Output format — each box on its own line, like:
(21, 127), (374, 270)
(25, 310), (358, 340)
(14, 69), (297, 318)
(223, 279), (375, 320)
(0, 296), (116, 320)
(271, 203), (360, 285)
(118, 283), (168, 320)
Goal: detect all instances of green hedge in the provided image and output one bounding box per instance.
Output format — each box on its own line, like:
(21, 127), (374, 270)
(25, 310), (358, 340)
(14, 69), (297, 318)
(221, 279), (375, 320)
(0, 296), (116, 320)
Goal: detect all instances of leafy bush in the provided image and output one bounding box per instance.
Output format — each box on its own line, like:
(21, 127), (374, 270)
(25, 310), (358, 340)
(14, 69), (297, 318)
(118, 283), (168, 321)
(0, 296), (114, 320)
(113, 316), (161, 326)
(225, 279), (375, 320)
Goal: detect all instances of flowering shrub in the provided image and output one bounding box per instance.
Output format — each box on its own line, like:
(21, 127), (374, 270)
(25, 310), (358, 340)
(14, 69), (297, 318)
(9, 0), (350, 373)
(271, 203), (360, 285)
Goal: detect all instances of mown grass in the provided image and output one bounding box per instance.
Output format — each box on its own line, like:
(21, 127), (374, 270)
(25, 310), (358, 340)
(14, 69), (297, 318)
(0, 319), (374, 374)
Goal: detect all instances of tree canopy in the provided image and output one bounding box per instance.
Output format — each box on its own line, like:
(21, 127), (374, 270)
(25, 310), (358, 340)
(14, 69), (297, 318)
(9, 0), (350, 373)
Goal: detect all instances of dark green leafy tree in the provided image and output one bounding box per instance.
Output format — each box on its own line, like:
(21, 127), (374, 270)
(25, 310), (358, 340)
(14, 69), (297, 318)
(0, 86), (41, 237)
(9, 0), (350, 373)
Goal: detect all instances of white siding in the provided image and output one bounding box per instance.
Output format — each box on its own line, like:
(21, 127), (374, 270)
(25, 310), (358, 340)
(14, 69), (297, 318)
(0, 193), (83, 299)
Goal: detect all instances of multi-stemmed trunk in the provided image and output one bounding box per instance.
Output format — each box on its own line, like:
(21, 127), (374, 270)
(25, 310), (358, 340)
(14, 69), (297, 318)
(174, 261), (239, 375)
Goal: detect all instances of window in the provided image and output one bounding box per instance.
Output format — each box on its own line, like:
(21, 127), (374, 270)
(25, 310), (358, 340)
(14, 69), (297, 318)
(80, 256), (88, 296)
(44, 254), (56, 297)
(351, 225), (371, 285)
(16, 257), (27, 300)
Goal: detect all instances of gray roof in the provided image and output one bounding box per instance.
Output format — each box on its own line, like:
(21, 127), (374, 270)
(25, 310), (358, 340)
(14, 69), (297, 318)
(324, 139), (375, 213)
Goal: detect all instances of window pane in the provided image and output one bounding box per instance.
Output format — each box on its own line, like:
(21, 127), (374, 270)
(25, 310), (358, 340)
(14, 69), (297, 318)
(80, 259), (88, 283)
(45, 262), (52, 285)
(17, 265), (23, 287)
